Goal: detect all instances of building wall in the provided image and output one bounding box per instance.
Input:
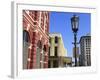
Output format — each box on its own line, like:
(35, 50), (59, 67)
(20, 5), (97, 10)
(49, 33), (66, 57)
(49, 33), (67, 68)
(79, 35), (91, 66)
(23, 10), (49, 69)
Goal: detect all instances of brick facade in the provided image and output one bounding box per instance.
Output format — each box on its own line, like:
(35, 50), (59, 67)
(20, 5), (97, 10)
(23, 10), (49, 69)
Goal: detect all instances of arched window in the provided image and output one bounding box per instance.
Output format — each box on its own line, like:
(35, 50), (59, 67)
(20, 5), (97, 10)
(23, 30), (30, 69)
(23, 30), (30, 43)
(37, 40), (42, 49)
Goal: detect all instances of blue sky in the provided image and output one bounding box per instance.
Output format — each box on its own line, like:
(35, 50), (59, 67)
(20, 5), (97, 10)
(49, 12), (91, 57)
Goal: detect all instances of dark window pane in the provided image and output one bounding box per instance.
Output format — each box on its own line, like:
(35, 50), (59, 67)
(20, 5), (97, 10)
(23, 30), (29, 42)
(49, 47), (50, 56)
(34, 11), (38, 20)
(55, 36), (58, 43)
(43, 45), (46, 52)
(49, 38), (51, 43)
(55, 47), (58, 56)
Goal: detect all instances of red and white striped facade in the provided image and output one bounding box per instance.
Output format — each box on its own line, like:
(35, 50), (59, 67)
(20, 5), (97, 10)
(23, 10), (49, 69)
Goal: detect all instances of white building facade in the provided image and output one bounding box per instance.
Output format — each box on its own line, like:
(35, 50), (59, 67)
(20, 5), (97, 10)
(79, 34), (91, 66)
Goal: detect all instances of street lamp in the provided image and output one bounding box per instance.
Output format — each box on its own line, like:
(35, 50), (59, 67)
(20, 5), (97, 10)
(71, 15), (79, 67)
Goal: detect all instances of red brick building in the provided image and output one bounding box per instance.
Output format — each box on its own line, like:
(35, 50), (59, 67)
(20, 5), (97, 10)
(23, 10), (49, 69)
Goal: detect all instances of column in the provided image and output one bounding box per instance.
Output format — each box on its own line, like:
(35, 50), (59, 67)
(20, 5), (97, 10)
(29, 32), (37, 69)
(58, 37), (61, 56)
(50, 37), (55, 56)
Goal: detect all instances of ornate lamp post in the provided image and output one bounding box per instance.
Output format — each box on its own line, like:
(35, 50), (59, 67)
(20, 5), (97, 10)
(71, 15), (79, 67)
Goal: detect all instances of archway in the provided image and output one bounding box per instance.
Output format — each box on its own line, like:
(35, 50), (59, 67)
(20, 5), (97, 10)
(36, 40), (42, 68)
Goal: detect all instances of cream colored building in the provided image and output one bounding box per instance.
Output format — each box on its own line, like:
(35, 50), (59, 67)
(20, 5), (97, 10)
(48, 33), (71, 68)
(49, 33), (67, 57)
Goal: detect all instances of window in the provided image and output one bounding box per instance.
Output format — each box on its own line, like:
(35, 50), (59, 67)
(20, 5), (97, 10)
(34, 11), (38, 20)
(49, 47), (50, 56)
(55, 47), (58, 56)
(23, 30), (30, 43)
(55, 36), (58, 43)
(43, 45), (47, 52)
(49, 38), (51, 43)
(23, 30), (30, 69)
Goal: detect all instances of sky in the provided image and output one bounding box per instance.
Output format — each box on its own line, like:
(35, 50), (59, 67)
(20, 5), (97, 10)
(49, 11), (91, 57)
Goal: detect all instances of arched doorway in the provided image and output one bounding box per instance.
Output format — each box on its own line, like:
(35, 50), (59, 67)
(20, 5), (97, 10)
(36, 40), (42, 68)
